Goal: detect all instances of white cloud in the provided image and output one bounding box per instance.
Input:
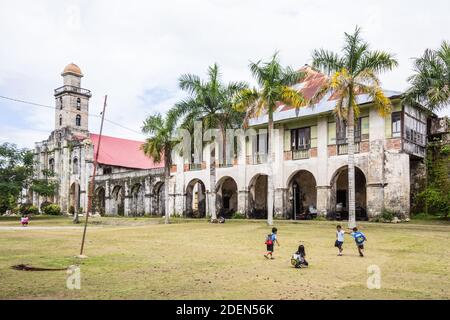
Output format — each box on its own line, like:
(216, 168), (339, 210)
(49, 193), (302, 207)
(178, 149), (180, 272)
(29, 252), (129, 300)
(0, 0), (449, 149)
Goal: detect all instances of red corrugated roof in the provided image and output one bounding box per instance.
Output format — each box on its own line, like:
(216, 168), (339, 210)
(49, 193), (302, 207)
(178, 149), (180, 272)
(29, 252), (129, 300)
(89, 133), (163, 170)
(280, 66), (329, 112)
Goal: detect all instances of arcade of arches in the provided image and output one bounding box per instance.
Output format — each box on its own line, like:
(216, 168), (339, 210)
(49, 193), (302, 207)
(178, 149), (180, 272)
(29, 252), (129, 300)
(90, 167), (368, 220)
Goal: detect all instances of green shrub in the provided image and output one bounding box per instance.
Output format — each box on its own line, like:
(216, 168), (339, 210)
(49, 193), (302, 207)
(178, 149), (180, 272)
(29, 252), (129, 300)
(381, 209), (394, 222)
(231, 212), (245, 219)
(370, 216), (382, 223)
(19, 203), (39, 215)
(43, 204), (62, 216)
(40, 201), (52, 212)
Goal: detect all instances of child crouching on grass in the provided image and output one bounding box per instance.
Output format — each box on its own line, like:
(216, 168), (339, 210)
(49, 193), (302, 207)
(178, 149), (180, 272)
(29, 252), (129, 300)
(291, 244), (308, 268)
(264, 227), (279, 259)
(20, 215), (29, 227)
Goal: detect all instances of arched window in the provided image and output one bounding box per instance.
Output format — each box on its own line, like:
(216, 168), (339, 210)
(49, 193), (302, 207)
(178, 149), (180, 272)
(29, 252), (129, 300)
(76, 115), (81, 126)
(49, 158), (55, 173)
(59, 115), (63, 126)
(59, 97), (63, 110)
(73, 158), (79, 174)
(76, 98), (81, 110)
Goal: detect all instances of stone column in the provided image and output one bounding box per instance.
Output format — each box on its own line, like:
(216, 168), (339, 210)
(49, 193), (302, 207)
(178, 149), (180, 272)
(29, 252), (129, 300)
(274, 187), (287, 218)
(273, 125), (285, 218)
(238, 190), (248, 215)
(366, 109), (386, 218)
(124, 181), (131, 216)
(144, 177), (151, 215)
(316, 116), (330, 216)
(316, 186), (330, 216)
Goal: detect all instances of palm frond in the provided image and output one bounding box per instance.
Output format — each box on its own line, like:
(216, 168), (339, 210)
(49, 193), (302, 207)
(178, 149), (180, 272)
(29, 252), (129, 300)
(280, 86), (306, 108)
(312, 49), (344, 75)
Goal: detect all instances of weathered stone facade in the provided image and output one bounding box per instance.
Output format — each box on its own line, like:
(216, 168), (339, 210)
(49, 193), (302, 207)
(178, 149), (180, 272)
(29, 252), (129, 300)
(32, 64), (165, 216)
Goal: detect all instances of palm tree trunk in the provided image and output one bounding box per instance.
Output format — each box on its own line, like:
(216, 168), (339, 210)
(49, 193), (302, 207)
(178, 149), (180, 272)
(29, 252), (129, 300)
(267, 111), (274, 226)
(347, 104), (356, 228)
(164, 149), (171, 224)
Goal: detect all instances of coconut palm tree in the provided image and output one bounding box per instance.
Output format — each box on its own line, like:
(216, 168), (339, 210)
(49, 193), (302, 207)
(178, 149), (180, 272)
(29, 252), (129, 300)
(406, 41), (450, 112)
(311, 26), (398, 227)
(142, 113), (178, 224)
(233, 53), (306, 225)
(169, 63), (247, 220)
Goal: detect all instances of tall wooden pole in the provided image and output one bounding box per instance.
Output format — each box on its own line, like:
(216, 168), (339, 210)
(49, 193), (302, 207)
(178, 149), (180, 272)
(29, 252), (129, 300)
(79, 95), (107, 257)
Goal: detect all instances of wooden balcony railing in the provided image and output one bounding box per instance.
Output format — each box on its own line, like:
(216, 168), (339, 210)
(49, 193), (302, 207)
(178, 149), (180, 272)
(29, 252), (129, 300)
(188, 163), (202, 171)
(246, 153), (268, 165)
(337, 142), (360, 155)
(292, 149), (309, 160)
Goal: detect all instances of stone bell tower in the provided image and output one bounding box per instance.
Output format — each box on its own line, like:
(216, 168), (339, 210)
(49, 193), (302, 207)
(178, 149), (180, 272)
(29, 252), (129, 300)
(54, 63), (91, 133)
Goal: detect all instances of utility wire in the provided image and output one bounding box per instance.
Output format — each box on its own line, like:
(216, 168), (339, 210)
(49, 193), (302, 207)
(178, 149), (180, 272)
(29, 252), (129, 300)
(0, 94), (144, 135)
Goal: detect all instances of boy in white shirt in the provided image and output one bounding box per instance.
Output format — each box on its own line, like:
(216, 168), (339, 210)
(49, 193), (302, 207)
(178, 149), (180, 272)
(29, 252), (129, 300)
(335, 225), (346, 256)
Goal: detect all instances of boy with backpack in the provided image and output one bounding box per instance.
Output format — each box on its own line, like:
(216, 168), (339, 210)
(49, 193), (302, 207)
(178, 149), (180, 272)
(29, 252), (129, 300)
(264, 227), (279, 259)
(350, 227), (367, 257)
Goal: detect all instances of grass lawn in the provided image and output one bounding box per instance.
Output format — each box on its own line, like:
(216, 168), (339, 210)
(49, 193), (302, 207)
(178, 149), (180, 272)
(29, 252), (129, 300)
(0, 216), (449, 300)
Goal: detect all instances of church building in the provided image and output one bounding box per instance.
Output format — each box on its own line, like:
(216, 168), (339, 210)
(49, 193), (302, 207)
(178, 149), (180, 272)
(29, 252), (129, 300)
(32, 64), (166, 216)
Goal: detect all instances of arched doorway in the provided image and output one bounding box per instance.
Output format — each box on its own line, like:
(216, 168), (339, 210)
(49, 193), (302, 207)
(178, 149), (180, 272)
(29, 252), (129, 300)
(287, 170), (317, 219)
(248, 174), (268, 219)
(185, 179), (206, 218)
(111, 186), (125, 216)
(330, 166), (367, 220)
(130, 183), (144, 216)
(216, 176), (238, 218)
(153, 182), (165, 216)
(95, 187), (106, 215)
(69, 182), (80, 214)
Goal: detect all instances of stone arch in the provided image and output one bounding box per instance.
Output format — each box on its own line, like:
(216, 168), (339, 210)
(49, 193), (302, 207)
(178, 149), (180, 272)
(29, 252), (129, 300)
(130, 183), (145, 216)
(215, 176), (238, 218)
(69, 182), (80, 213)
(111, 185), (125, 216)
(185, 178), (206, 218)
(94, 186), (106, 215)
(286, 170), (317, 219)
(248, 174), (268, 219)
(330, 166), (367, 220)
(152, 181), (165, 216)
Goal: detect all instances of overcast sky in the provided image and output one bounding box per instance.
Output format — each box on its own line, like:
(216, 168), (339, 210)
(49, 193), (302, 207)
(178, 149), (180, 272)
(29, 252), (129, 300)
(1, 0), (449, 149)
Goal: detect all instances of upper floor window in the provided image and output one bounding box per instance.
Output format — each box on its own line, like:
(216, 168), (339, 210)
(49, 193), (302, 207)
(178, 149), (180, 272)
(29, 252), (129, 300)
(392, 112), (402, 138)
(404, 113), (426, 146)
(73, 158), (79, 175)
(291, 127), (311, 150)
(256, 132), (268, 154)
(76, 114), (81, 126)
(59, 115), (63, 126)
(59, 97), (63, 110)
(336, 118), (361, 144)
(49, 158), (55, 173)
(103, 166), (112, 175)
(76, 98), (81, 110)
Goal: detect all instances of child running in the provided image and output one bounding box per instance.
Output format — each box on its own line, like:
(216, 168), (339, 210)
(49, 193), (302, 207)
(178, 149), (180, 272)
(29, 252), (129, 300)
(350, 227), (367, 257)
(335, 225), (346, 256)
(264, 227), (279, 259)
